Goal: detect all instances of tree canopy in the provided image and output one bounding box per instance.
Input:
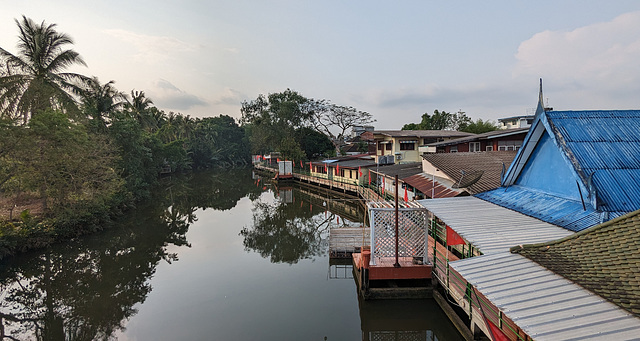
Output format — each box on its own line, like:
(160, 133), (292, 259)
(402, 109), (498, 134)
(241, 89), (371, 159)
(0, 17), (252, 258)
(0, 16), (90, 122)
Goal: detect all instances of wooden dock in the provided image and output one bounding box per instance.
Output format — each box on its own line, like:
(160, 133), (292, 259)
(254, 163), (385, 203)
(329, 227), (370, 258)
(352, 252), (433, 300)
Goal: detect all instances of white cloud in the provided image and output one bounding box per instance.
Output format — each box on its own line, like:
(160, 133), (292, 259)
(148, 79), (207, 111)
(513, 11), (640, 104)
(214, 88), (245, 106)
(103, 29), (198, 64)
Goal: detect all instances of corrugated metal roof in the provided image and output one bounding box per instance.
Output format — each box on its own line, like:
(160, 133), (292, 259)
(417, 196), (573, 254)
(450, 252), (640, 341)
(547, 111), (640, 213)
(403, 173), (462, 198)
(482, 110), (640, 232)
(374, 130), (476, 138)
(422, 151), (517, 194)
(474, 186), (619, 232)
(514, 209), (640, 318)
(428, 128), (529, 147)
(370, 162), (423, 179)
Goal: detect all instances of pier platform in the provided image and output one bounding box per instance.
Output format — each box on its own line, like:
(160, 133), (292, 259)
(352, 252), (433, 300)
(329, 227), (369, 258)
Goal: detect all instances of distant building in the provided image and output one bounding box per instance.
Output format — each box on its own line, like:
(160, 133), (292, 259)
(426, 128), (529, 153)
(497, 115), (534, 129)
(372, 130), (475, 165)
(350, 125), (375, 138)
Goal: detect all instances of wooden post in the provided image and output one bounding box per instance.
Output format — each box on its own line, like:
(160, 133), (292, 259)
(394, 174), (400, 268)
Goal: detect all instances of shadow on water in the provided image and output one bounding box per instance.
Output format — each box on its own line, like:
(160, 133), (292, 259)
(359, 298), (463, 341)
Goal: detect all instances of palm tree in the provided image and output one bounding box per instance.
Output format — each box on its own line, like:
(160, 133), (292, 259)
(82, 77), (126, 129)
(125, 90), (158, 131)
(0, 16), (90, 123)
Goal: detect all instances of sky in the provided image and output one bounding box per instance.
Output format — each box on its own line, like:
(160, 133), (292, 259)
(2, 1), (640, 129)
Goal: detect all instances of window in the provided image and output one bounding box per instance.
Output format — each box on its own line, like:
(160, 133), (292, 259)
(386, 143), (392, 151)
(423, 138), (437, 145)
(470, 142), (481, 152)
(400, 142), (415, 150)
(486, 146), (494, 151)
(378, 143), (383, 150)
(450, 146), (458, 153)
(498, 140), (522, 151)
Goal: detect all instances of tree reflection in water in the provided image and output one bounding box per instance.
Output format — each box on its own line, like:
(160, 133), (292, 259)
(0, 169), (261, 340)
(240, 197), (333, 264)
(240, 184), (365, 264)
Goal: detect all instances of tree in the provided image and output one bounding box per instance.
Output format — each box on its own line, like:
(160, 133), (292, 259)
(187, 115), (249, 169)
(310, 100), (375, 154)
(241, 89), (313, 158)
(17, 110), (123, 213)
(0, 16), (90, 123)
(81, 77), (126, 131)
(125, 90), (159, 132)
(449, 110), (472, 131)
(402, 109), (474, 131)
(461, 118), (499, 134)
(295, 127), (334, 159)
(402, 109), (452, 130)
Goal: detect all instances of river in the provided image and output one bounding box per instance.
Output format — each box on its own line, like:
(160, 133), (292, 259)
(0, 169), (463, 340)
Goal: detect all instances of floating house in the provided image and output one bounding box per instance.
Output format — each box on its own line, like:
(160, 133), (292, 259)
(418, 82), (640, 340)
(309, 155), (377, 186)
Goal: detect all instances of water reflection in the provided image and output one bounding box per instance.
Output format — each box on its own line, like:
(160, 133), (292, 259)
(0, 169), (462, 340)
(0, 169), (262, 340)
(359, 299), (460, 341)
(240, 182), (365, 264)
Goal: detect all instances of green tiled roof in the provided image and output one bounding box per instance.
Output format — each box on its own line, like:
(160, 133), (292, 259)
(512, 209), (640, 317)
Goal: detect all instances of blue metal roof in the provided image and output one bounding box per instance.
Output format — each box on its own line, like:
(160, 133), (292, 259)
(475, 186), (614, 232)
(547, 110), (640, 212)
(477, 109), (640, 232)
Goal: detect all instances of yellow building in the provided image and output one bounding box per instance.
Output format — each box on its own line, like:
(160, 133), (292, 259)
(372, 130), (475, 164)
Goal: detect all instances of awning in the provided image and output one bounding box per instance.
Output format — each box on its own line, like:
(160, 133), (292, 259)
(451, 252), (640, 340)
(416, 196), (573, 254)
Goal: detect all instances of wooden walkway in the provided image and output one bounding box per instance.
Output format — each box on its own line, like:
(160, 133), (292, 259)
(329, 227), (370, 258)
(254, 163), (385, 203)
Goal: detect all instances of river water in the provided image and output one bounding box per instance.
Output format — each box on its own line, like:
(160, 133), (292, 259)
(0, 169), (463, 340)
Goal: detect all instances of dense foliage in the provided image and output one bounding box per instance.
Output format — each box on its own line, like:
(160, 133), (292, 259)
(0, 17), (249, 258)
(241, 89), (373, 160)
(402, 109), (498, 133)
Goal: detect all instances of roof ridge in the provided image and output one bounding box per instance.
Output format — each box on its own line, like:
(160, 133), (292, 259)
(511, 207), (640, 252)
